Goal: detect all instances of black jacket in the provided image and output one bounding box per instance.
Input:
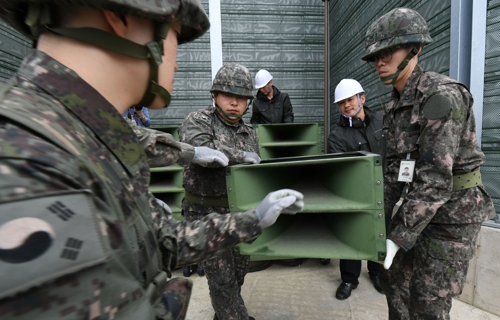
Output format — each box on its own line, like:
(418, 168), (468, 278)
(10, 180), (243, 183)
(327, 106), (387, 169)
(250, 86), (294, 124)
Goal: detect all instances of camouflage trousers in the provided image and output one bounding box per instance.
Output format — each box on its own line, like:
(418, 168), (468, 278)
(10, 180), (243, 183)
(184, 209), (250, 320)
(380, 223), (481, 320)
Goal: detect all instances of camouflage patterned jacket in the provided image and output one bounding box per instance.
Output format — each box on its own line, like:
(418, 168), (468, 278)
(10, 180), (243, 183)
(384, 65), (495, 251)
(179, 106), (259, 213)
(128, 121), (195, 168)
(0, 50), (261, 319)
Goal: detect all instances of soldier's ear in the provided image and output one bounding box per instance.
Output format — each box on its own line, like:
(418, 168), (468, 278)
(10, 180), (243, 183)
(102, 10), (128, 37)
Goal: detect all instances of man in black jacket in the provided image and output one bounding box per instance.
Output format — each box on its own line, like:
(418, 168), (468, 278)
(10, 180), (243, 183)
(327, 79), (388, 300)
(251, 69), (294, 124)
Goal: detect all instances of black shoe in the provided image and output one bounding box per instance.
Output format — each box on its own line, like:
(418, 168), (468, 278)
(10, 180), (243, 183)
(214, 316), (255, 320)
(319, 259), (331, 265)
(197, 265), (205, 276)
(370, 275), (384, 294)
(182, 265), (194, 277)
(335, 282), (358, 300)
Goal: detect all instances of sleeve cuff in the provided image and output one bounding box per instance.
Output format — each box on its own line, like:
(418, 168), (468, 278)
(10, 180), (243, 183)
(232, 211), (262, 243)
(177, 142), (195, 167)
(388, 224), (419, 251)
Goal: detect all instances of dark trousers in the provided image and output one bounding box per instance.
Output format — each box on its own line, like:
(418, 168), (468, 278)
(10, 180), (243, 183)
(340, 259), (381, 284)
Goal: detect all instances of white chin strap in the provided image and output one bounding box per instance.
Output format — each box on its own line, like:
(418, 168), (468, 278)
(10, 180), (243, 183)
(340, 94), (363, 127)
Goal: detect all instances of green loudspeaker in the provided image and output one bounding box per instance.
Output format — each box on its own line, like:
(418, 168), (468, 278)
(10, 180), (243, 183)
(254, 123), (321, 159)
(226, 152), (386, 261)
(149, 165), (185, 221)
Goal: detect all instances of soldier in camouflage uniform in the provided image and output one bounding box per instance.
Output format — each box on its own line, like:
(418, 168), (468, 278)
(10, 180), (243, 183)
(179, 63), (261, 320)
(362, 8), (495, 320)
(0, 1), (305, 319)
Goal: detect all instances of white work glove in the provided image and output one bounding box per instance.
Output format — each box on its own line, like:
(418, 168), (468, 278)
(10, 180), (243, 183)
(155, 198), (172, 219)
(384, 239), (401, 270)
(243, 151), (261, 164)
(192, 146), (229, 167)
(255, 189), (304, 228)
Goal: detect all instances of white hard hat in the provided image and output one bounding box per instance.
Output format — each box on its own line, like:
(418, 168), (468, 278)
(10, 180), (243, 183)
(334, 79), (365, 103)
(255, 69), (273, 89)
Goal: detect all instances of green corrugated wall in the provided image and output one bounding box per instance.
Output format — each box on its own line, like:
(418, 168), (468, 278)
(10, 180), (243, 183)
(481, 0), (500, 219)
(0, 2), (499, 221)
(0, 21), (30, 81)
(150, 0), (325, 127)
(328, 0), (451, 123)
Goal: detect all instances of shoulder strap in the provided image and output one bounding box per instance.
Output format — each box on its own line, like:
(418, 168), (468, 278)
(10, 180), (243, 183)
(0, 82), (86, 157)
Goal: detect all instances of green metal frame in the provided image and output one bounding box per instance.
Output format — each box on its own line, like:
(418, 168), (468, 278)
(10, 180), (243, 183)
(148, 125), (185, 220)
(254, 123), (322, 159)
(226, 152), (386, 261)
(150, 125), (180, 141)
(150, 165), (185, 220)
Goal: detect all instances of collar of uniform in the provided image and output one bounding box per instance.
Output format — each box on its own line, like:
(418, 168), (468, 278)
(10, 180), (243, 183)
(19, 49), (146, 175)
(388, 64), (423, 111)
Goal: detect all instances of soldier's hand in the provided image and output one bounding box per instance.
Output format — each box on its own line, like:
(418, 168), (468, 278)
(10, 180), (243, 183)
(255, 189), (304, 228)
(243, 151), (261, 164)
(384, 239), (400, 269)
(192, 146), (229, 167)
(155, 198), (172, 219)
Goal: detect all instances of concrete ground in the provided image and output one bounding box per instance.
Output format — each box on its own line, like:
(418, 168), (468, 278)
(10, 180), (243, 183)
(174, 258), (500, 320)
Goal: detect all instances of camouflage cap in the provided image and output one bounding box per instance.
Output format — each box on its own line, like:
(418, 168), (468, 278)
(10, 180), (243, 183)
(361, 7), (432, 61)
(0, 0), (209, 44)
(210, 63), (254, 99)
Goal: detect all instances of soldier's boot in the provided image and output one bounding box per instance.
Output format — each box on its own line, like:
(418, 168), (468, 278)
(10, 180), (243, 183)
(213, 315), (255, 320)
(182, 265), (195, 277)
(197, 265), (205, 276)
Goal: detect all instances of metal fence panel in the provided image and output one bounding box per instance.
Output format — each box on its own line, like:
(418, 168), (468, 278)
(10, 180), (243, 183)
(0, 21), (30, 82)
(328, 0), (451, 124)
(482, 0), (500, 222)
(151, 0), (325, 127)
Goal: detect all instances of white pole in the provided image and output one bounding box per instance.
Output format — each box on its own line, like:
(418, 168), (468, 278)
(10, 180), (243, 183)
(470, 0), (487, 145)
(209, 0), (223, 80)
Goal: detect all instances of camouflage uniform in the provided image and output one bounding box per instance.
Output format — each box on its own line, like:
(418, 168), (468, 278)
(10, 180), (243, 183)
(128, 122), (195, 168)
(0, 48), (263, 320)
(0, 1), (264, 318)
(179, 64), (259, 320)
(380, 64), (495, 319)
(363, 8), (496, 320)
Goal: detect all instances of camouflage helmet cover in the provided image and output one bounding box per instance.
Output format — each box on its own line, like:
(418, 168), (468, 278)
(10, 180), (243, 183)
(0, 0), (209, 44)
(361, 7), (432, 61)
(210, 63), (254, 99)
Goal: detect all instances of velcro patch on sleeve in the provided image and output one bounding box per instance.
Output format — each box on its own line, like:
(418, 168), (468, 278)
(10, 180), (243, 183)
(192, 111), (212, 126)
(422, 94), (452, 120)
(0, 191), (108, 299)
